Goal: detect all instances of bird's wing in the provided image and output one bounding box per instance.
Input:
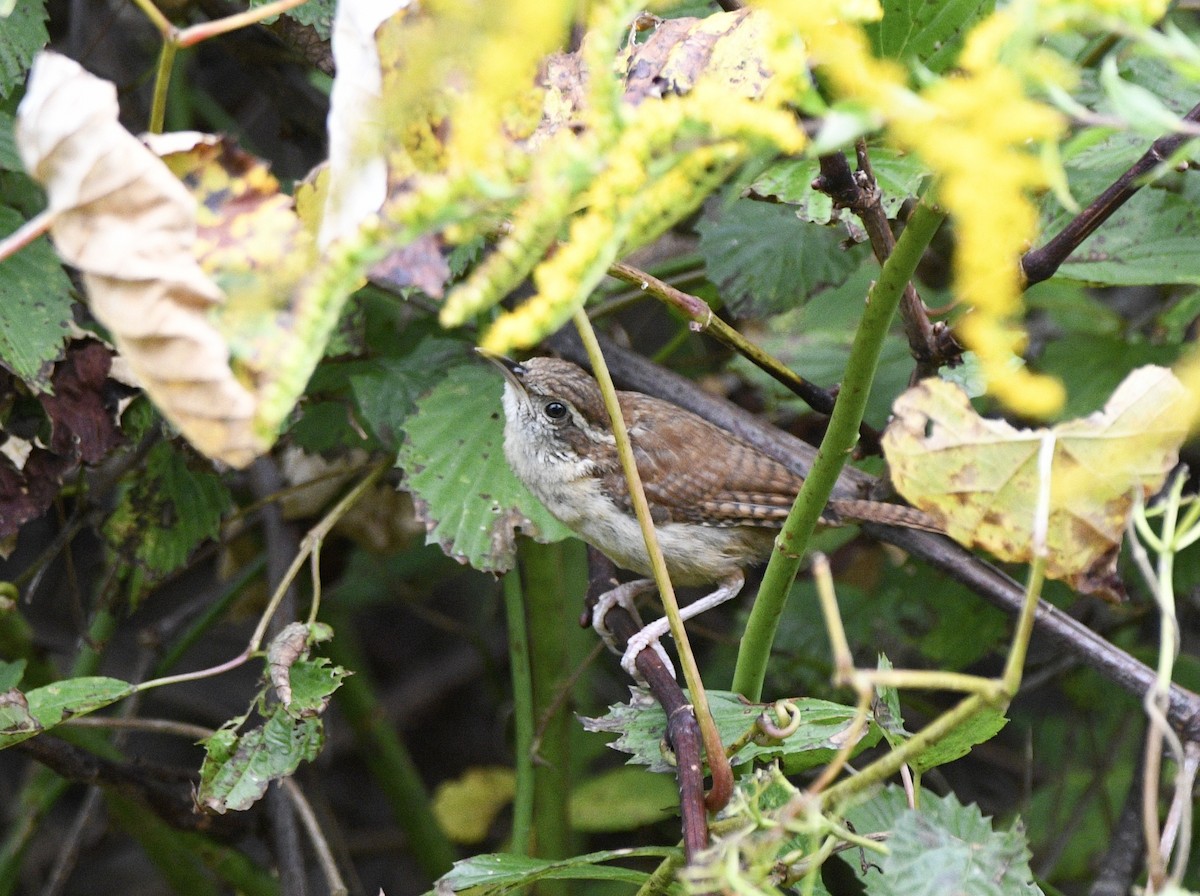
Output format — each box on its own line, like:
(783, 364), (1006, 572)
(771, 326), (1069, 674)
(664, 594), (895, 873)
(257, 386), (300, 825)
(601, 399), (803, 528)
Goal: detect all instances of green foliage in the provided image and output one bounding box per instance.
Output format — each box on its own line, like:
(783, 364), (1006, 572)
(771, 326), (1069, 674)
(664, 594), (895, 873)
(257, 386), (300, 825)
(853, 789), (1041, 896)
(196, 707), (325, 813)
(697, 198), (869, 317)
(103, 440), (233, 604)
(430, 848), (675, 894)
(0, 204), (71, 390)
(909, 707), (1008, 774)
(0, 676), (134, 748)
(0, 0), (46, 99)
(867, 0), (996, 73)
(0, 110), (22, 170)
(582, 690), (881, 773)
(752, 146), (929, 222)
(728, 260), (915, 425)
(569, 767), (679, 832)
(396, 362), (572, 573)
(250, 0), (334, 40)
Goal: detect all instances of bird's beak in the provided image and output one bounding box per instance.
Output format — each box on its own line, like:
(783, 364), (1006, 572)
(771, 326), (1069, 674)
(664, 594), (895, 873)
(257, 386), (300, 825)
(475, 347), (526, 391)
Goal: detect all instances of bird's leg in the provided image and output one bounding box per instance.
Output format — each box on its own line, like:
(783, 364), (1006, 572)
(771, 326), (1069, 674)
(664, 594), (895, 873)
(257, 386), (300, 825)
(592, 578), (656, 650)
(618, 569), (746, 678)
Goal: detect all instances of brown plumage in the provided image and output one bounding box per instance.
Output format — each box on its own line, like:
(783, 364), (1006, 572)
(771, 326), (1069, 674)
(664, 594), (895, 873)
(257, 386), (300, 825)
(486, 353), (940, 675)
(513, 356), (938, 533)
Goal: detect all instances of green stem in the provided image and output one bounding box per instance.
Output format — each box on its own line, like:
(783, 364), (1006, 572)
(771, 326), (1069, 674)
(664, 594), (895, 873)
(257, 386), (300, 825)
(504, 559), (535, 856)
(148, 42), (177, 135)
(732, 202), (947, 701)
(521, 539), (582, 895)
(573, 311), (733, 807)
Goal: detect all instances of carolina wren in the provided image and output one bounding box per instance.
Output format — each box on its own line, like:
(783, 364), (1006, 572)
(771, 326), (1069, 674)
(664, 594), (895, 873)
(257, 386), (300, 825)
(484, 353), (937, 674)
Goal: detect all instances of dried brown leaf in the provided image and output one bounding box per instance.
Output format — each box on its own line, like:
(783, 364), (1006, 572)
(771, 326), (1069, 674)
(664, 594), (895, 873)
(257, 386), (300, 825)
(16, 54), (261, 466)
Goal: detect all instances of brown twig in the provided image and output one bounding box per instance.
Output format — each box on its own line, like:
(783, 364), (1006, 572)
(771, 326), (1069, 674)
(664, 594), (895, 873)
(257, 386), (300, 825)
(607, 261), (884, 454)
(584, 549), (711, 860)
(1021, 101), (1200, 286)
(812, 149), (959, 377)
(15, 735), (216, 834)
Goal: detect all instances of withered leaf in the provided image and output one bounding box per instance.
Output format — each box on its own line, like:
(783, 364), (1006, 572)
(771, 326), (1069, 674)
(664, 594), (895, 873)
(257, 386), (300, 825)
(0, 340), (123, 541)
(16, 54), (260, 466)
(18, 54), (359, 469)
(882, 367), (1195, 599)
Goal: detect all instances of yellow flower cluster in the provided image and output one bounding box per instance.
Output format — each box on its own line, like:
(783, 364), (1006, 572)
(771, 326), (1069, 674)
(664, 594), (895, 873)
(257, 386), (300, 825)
(441, 4), (815, 354)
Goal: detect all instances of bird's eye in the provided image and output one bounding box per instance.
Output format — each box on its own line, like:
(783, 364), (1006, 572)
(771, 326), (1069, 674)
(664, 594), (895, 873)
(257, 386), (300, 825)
(544, 401), (568, 421)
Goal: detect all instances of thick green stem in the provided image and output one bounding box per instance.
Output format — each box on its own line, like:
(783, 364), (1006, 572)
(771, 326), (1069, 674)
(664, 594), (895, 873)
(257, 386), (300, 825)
(148, 42), (176, 135)
(521, 539), (584, 895)
(732, 202), (947, 701)
(503, 565), (535, 856)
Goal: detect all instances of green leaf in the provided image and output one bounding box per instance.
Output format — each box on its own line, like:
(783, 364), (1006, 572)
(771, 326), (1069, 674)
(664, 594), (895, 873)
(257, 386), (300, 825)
(249, 0), (333, 40)
(729, 260), (914, 426)
(0, 657), (23, 690)
(866, 790), (1042, 896)
(0, 0), (47, 99)
(431, 848), (675, 893)
(1099, 55), (1188, 137)
(297, 305), (471, 452)
(570, 767), (678, 832)
(873, 654), (908, 749)
(866, 0), (995, 73)
(1041, 57), (1200, 286)
(1048, 178), (1200, 286)
(0, 204), (72, 390)
(698, 200), (868, 317)
(397, 363), (573, 573)
(752, 146), (928, 222)
(104, 440), (233, 603)
(0, 676), (134, 749)
(909, 706), (1008, 774)
(196, 707), (324, 813)
(581, 690), (879, 773)
(0, 109), (22, 170)
(347, 330), (470, 448)
(284, 657), (350, 719)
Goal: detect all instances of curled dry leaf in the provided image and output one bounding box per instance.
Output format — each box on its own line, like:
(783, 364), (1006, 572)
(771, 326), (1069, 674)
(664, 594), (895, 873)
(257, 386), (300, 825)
(16, 53), (260, 466)
(17, 53), (357, 469)
(617, 9), (768, 106)
(266, 621), (311, 708)
(265, 621), (333, 709)
(882, 367), (1195, 599)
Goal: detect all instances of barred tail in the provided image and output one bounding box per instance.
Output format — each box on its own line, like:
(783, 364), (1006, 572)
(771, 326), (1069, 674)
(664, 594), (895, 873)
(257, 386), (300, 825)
(826, 498), (944, 533)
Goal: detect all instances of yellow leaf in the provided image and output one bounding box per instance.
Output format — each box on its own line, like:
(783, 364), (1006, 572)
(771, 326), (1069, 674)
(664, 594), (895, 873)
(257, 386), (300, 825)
(431, 766), (516, 844)
(882, 367), (1195, 599)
